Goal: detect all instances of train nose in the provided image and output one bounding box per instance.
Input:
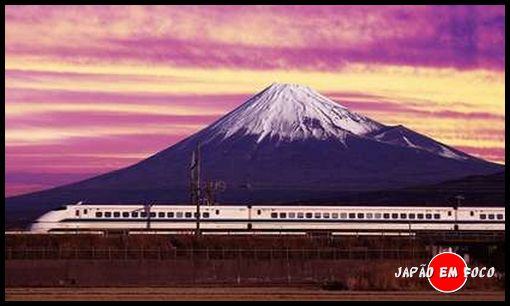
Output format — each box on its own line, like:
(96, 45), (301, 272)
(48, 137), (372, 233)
(29, 221), (51, 233)
(29, 209), (66, 233)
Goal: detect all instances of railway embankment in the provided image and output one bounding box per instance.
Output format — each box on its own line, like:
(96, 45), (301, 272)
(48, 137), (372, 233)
(5, 234), (504, 290)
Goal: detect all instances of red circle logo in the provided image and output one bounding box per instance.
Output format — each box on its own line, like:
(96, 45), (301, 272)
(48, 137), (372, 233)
(427, 252), (467, 293)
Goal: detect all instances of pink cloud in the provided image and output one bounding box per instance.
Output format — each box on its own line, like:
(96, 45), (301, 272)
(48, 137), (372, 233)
(6, 87), (249, 108)
(6, 5), (505, 70)
(5, 183), (52, 197)
(6, 133), (184, 157)
(5, 69), (196, 84)
(329, 93), (505, 121)
(6, 112), (220, 129)
(454, 146), (505, 163)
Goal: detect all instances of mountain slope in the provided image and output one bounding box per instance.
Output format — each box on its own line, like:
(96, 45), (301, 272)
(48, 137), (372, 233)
(289, 171), (505, 206)
(5, 83), (504, 227)
(366, 125), (474, 161)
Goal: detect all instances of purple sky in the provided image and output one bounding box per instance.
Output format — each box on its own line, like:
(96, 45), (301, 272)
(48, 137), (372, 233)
(5, 5), (505, 196)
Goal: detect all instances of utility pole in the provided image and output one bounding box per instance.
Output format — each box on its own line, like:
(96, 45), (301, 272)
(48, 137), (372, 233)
(144, 203), (153, 230)
(190, 143), (202, 236)
(189, 143), (226, 236)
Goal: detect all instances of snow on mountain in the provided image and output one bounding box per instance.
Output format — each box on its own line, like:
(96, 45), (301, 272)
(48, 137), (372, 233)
(201, 83), (384, 144)
(194, 83), (476, 163)
(367, 125), (472, 161)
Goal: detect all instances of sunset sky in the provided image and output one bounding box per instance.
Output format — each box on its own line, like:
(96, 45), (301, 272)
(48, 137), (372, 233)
(5, 5), (505, 197)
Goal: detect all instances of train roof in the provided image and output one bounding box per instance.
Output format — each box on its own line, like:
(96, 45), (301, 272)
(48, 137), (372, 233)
(58, 204), (505, 210)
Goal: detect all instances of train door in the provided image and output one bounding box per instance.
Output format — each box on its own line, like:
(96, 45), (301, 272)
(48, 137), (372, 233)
(73, 208), (82, 232)
(453, 206), (459, 231)
(247, 205), (252, 230)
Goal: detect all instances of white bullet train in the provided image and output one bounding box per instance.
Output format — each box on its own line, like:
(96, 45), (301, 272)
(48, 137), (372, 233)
(29, 203), (505, 234)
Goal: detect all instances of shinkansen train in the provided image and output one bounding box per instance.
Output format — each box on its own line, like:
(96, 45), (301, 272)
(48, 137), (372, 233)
(29, 203), (505, 234)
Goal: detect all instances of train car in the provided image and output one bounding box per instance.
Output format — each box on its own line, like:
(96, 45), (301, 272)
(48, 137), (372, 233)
(29, 203), (505, 234)
(456, 207), (505, 231)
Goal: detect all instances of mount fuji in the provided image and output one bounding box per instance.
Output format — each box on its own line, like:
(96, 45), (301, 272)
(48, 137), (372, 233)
(5, 83), (504, 226)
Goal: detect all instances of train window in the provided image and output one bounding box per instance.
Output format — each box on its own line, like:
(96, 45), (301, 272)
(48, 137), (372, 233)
(332, 213), (339, 219)
(426, 214), (432, 219)
(105, 212), (112, 218)
(123, 212), (129, 218)
(158, 212), (165, 218)
(470, 211), (474, 216)
(149, 212), (155, 217)
(409, 214), (415, 219)
(185, 212), (192, 218)
(314, 212), (321, 218)
(297, 212), (304, 218)
(167, 212), (174, 218)
(434, 214), (440, 219)
(448, 211), (452, 216)
(75, 210), (79, 216)
(132, 212), (138, 218)
(339, 213), (346, 219)
(96, 212), (103, 217)
(289, 212), (296, 218)
(357, 213), (364, 219)
(280, 213), (287, 218)
(374, 213), (381, 219)
(84, 209), (88, 215)
(203, 212), (210, 218)
(391, 213), (398, 219)
(113, 212), (120, 218)
(194, 212), (199, 218)
(348, 213), (355, 219)
(417, 214), (424, 219)
(366, 213), (373, 219)
(323, 213), (330, 218)
(271, 213), (278, 218)
(400, 213), (407, 219)
(257, 210), (261, 215)
(141, 212), (147, 218)
(480, 214), (486, 220)
(383, 213), (390, 219)
(488, 214), (495, 220)
(176, 212), (183, 218)
(306, 213), (313, 218)
(497, 214), (503, 220)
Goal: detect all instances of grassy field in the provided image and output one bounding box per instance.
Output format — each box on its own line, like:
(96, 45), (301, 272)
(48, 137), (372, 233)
(5, 287), (505, 301)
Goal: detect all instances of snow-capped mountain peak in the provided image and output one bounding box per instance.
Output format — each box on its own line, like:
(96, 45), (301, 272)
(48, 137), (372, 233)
(203, 83), (384, 143)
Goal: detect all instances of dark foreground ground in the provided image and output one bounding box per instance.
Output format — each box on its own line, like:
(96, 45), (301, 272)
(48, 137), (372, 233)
(5, 287), (505, 301)
(6, 234), (505, 292)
